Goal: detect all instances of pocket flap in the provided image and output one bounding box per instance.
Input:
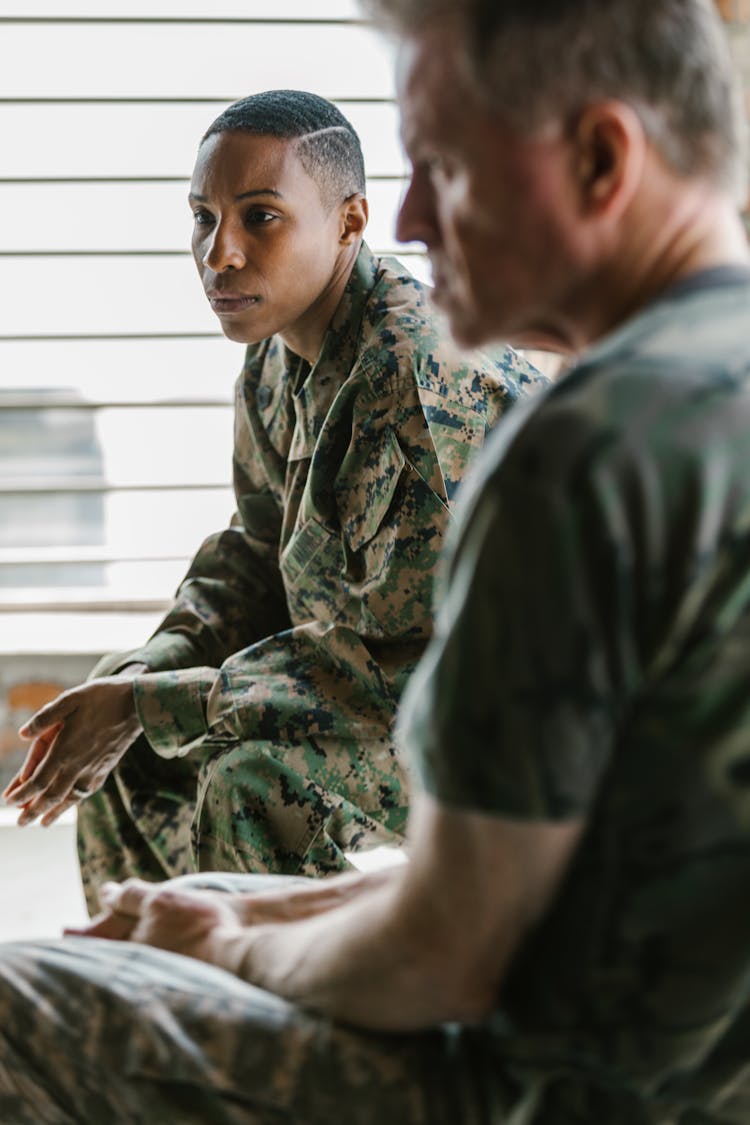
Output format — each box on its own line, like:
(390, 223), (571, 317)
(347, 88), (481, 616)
(336, 426), (406, 552)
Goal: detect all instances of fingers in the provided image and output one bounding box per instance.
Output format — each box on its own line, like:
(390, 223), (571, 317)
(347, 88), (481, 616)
(99, 880), (216, 931)
(8, 681), (141, 828)
(64, 883), (162, 946)
(99, 878), (154, 919)
(39, 794), (81, 829)
(8, 754), (71, 820)
(4, 722), (101, 822)
(2, 723), (63, 801)
(64, 909), (136, 942)
(17, 796), (66, 828)
(18, 695), (70, 740)
(11, 773), (94, 827)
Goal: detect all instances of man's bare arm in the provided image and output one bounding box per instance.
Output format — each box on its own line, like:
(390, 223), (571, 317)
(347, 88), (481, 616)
(106, 790), (583, 1031)
(69, 866), (395, 940)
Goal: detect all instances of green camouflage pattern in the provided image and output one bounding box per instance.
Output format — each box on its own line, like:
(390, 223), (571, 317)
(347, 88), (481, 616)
(78, 243), (541, 909)
(399, 271), (750, 1120)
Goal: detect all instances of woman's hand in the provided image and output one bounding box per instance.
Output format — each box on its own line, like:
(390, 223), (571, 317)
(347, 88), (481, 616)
(3, 677), (144, 826)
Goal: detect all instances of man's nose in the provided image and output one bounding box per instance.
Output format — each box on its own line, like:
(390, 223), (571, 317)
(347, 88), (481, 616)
(395, 166), (439, 249)
(202, 220), (247, 272)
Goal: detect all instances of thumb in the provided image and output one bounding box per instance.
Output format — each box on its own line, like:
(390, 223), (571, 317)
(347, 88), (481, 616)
(19, 695), (70, 739)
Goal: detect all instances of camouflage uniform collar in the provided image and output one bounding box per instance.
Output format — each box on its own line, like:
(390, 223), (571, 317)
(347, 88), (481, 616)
(574, 268), (750, 376)
(306, 241), (379, 386)
(287, 242), (380, 461)
(326, 240), (380, 345)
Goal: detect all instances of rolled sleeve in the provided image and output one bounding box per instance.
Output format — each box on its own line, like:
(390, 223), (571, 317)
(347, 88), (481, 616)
(133, 669), (217, 758)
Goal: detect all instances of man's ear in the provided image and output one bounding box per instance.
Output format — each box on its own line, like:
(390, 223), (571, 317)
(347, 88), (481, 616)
(572, 101), (646, 220)
(339, 193), (369, 243)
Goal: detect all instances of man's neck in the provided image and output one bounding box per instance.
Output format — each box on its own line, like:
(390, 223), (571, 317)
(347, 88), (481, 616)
(602, 186), (746, 342)
(566, 176), (750, 355)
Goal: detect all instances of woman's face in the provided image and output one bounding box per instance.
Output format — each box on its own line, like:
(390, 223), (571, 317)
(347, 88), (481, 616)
(189, 129), (348, 350)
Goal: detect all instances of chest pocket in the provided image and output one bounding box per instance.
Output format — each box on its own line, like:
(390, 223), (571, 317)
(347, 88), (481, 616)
(338, 425), (406, 551)
(280, 428), (449, 640)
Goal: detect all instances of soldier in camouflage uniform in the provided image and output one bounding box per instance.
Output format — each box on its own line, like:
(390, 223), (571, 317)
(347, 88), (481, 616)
(3, 2), (750, 1122)
(3, 90), (538, 912)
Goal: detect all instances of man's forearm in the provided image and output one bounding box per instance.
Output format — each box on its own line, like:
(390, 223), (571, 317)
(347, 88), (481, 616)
(214, 867), (492, 1032)
(207, 797), (584, 1033)
(230, 867), (394, 926)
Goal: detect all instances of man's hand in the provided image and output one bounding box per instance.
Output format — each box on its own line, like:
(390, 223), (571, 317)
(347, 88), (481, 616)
(66, 879), (252, 973)
(66, 868), (386, 946)
(2, 676), (144, 827)
(59, 802), (583, 1032)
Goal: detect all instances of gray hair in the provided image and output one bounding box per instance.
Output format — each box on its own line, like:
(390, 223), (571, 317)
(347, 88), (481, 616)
(364, 0), (748, 203)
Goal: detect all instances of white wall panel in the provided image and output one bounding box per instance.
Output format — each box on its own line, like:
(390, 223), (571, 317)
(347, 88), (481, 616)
(104, 486), (235, 553)
(0, 8), (428, 620)
(0, 338), (240, 399)
(0, 24), (395, 99)
(0, 257), (212, 337)
(94, 405), (233, 486)
(0, 102), (405, 179)
(0, 487), (235, 555)
(0, 3), (361, 17)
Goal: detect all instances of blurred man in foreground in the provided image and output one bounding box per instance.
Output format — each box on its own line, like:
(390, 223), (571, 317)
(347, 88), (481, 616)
(1, 2), (750, 1122)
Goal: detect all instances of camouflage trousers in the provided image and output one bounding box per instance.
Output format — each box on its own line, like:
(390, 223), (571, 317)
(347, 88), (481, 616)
(77, 731), (409, 914)
(0, 875), (736, 1124)
(0, 876), (519, 1125)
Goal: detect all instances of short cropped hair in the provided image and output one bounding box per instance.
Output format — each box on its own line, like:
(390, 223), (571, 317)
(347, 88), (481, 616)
(365, 0), (747, 202)
(201, 89), (366, 207)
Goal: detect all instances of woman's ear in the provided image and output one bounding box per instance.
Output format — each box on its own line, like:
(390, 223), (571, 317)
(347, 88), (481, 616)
(339, 193), (369, 243)
(572, 101), (647, 220)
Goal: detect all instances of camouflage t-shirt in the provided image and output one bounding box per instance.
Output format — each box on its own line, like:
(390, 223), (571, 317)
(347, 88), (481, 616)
(104, 243), (540, 758)
(400, 269), (750, 1121)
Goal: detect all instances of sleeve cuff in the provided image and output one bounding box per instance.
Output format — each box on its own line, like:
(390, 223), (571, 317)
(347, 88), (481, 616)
(133, 668), (218, 758)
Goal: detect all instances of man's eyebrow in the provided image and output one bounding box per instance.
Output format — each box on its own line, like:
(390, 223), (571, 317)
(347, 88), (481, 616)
(188, 189), (284, 202)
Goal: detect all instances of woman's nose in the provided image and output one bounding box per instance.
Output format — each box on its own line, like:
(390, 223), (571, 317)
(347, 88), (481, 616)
(203, 220), (247, 272)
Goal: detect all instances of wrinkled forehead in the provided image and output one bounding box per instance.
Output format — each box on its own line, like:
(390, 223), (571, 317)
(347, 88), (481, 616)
(396, 22), (479, 150)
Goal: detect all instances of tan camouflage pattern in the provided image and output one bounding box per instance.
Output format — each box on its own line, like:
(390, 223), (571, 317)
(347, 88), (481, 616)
(78, 244), (542, 909)
(399, 270), (750, 1120)
(0, 879), (522, 1124)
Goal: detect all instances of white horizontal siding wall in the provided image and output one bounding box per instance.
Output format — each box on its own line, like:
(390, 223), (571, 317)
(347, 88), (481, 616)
(0, 4), (413, 937)
(0, 2), (418, 648)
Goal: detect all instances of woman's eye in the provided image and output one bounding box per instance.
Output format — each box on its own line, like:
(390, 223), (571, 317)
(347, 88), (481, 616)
(245, 210), (276, 226)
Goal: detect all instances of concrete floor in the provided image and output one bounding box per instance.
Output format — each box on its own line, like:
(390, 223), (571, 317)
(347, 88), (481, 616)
(0, 809), (88, 941)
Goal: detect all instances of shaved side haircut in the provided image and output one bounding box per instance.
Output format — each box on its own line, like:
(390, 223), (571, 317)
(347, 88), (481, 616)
(201, 89), (366, 208)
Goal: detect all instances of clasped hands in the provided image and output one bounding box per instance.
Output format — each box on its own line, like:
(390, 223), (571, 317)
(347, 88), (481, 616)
(66, 878), (254, 974)
(67, 869), (372, 976)
(2, 675), (145, 827)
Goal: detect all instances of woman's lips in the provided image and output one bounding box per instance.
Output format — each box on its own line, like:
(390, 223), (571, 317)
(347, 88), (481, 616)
(208, 293), (260, 314)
